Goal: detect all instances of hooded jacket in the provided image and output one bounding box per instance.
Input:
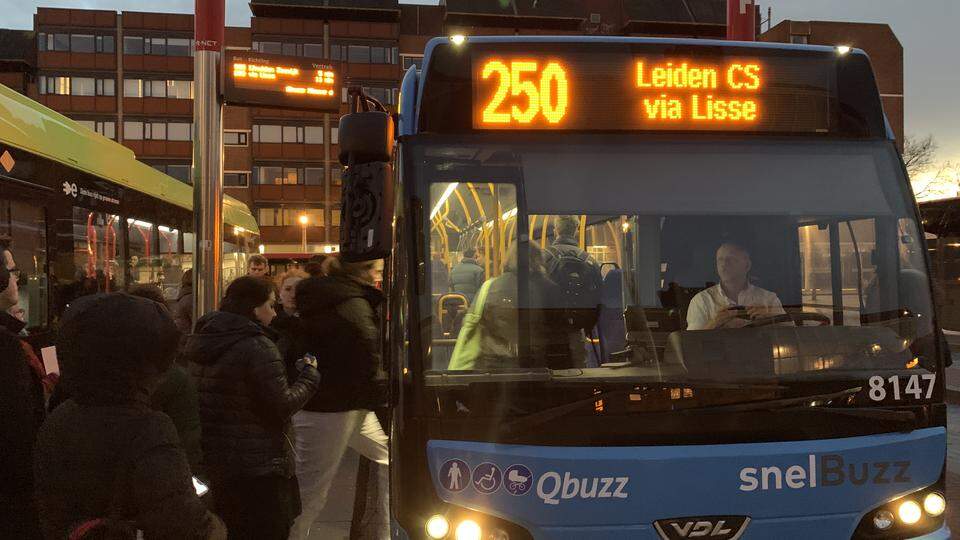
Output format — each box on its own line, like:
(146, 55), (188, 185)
(34, 293), (221, 540)
(281, 275), (384, 412)
(185, 311), (320, 478)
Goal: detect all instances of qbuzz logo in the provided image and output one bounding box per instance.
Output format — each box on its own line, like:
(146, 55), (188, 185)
(62, 181), (78, 198)
(438, 458), (630, 505)
(654, 516), (750, 540)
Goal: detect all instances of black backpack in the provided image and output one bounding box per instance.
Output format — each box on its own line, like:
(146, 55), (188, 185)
(545, 246), (602, 331)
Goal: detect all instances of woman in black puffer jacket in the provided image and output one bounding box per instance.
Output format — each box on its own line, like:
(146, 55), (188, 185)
(185, 276), (320, 540)
(282, 257), (389, 540)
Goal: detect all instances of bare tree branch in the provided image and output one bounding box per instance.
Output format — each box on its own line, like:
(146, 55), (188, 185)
(903, 134), (938, 177)
(913, 161), (959, 201)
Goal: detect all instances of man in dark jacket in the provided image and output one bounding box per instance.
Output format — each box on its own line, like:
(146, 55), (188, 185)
(449, 248), (485, 302)
(185, 276), (320, 539)
(0, 260), (44, 539)
(34, 293), (224, 539)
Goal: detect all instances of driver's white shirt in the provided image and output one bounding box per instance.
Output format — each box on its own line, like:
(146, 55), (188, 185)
(686, 283), (784, 330)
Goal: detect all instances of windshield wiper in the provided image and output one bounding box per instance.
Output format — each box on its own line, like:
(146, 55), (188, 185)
(497, 381), (787, 439)
(680, 386), (917, 426)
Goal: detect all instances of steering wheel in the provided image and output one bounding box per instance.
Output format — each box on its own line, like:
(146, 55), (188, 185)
(788, 311), (831, 327)
(744, 313), (794, 328)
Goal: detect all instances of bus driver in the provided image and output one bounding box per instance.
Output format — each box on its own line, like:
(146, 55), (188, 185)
(686, 243), (785, 330)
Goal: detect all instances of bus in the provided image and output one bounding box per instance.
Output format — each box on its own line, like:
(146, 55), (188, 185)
(0, 83), (260, 338)
(336, 35), (951, 540)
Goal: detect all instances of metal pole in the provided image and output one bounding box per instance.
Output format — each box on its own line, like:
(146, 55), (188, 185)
(192, 0), (224, 323)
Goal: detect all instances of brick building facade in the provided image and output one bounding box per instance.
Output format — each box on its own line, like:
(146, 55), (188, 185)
(1, 2), (903, 256)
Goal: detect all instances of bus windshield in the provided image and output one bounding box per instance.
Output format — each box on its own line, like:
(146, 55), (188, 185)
(415, 135), (936, 393)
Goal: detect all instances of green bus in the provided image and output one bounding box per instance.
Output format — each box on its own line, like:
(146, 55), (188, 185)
(0, 83), (259, 337)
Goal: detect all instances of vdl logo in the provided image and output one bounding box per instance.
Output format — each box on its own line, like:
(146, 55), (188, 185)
(654, 516), (750, 540)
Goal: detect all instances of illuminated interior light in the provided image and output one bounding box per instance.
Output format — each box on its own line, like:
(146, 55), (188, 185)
(430, 183), (459, 219)
(425, 515), (450, 539)
(449, 34), (466, 46)
(836, 45), (851, 55)
(898, 500), (922, 524)
(258, 244), (265, 254)
(924, 492), (946, 517)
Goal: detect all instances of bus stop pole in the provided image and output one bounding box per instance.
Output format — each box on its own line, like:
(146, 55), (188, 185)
(192, 0), (224, 324)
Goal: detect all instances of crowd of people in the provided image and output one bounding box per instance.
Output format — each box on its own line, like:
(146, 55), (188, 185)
(1, 249), (389, 540)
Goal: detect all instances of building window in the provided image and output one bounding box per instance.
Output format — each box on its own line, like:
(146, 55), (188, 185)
(303, 43), (323, 58)
(252, 125), (282, 144)
(167, 38), (191, 57)
(97, 35), (115, 53)
(332, 209), (341, 226)
(53, 33), (70, 52)
(146, 121), (167, 140)
(148, 80), (167, 98)
(123, 79), (142, 97)
(224, 172), (249, 187)
(95, 79), (115, 96)
(331, 127), (339, 145)
(257, 41), (282, 54)
(348, 45), (370, 63)
(123, 36), (144, 55)
(223, 131), (248, 146)
(365, 86), (398, 106)
(167, 122), (192, 141)
(167, 165), (191, 183)
(39, 75), (71, 95)
(331, 164), (342, 186)
(402, 55), (423, 71)
(301, 208), (324, 226)
(70, 35), (96, 54)
(790, 34), (809, 44)
(304, 126), (323, 144)
(305, 167), (324, 186)
(166, 80), (192, 99)
(258, 207), (280, 226)
(255, 166), (304, 185)
(282, 43), (298, 56)
(145, 37), (166, 56)
(282, 126), (303, 144)
(124, 121), (144, 140)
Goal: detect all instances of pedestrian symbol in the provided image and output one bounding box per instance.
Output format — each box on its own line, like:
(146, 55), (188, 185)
(504, 464), (533, 496)
(439, 459), (469, 492)
(472, 462), (502, 494)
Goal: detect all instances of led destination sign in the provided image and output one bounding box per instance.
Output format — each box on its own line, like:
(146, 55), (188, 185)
(471, 50), (836, 132)
(223, 51), (340, 112)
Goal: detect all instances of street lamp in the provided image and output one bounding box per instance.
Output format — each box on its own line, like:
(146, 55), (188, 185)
(299, 213), (309, 254)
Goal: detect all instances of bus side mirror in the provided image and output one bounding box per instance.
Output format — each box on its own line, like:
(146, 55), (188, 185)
(339, 111), (395, 262)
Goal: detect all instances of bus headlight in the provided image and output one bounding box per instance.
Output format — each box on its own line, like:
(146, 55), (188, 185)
(872, 510), (894, 530)
(425, 514), (450, 539)
(455, 520), (482, 540)
(923, 492), (946, 517)
(897, 500), (922, 525)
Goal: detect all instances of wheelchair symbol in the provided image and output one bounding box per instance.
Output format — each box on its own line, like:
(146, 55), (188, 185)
(471, 462), (502, 494)
(504, 464), (533, 496)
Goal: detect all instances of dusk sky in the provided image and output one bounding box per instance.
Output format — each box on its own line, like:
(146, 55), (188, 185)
(3, 0), (957, 165)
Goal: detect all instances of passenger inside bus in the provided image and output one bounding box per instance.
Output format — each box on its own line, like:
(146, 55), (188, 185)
(686, 243), (785, 330)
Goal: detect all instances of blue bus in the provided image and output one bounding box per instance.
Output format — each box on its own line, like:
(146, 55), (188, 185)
(339, 35), (948, 540)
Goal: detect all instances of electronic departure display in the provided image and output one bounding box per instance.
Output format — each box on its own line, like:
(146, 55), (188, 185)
(471, 51), (834, 132)
(223, 51), (340, 112)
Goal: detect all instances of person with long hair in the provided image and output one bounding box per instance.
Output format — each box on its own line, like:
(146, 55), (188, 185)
(185, 276), (320, 539)
(283, 257), (388, 540)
